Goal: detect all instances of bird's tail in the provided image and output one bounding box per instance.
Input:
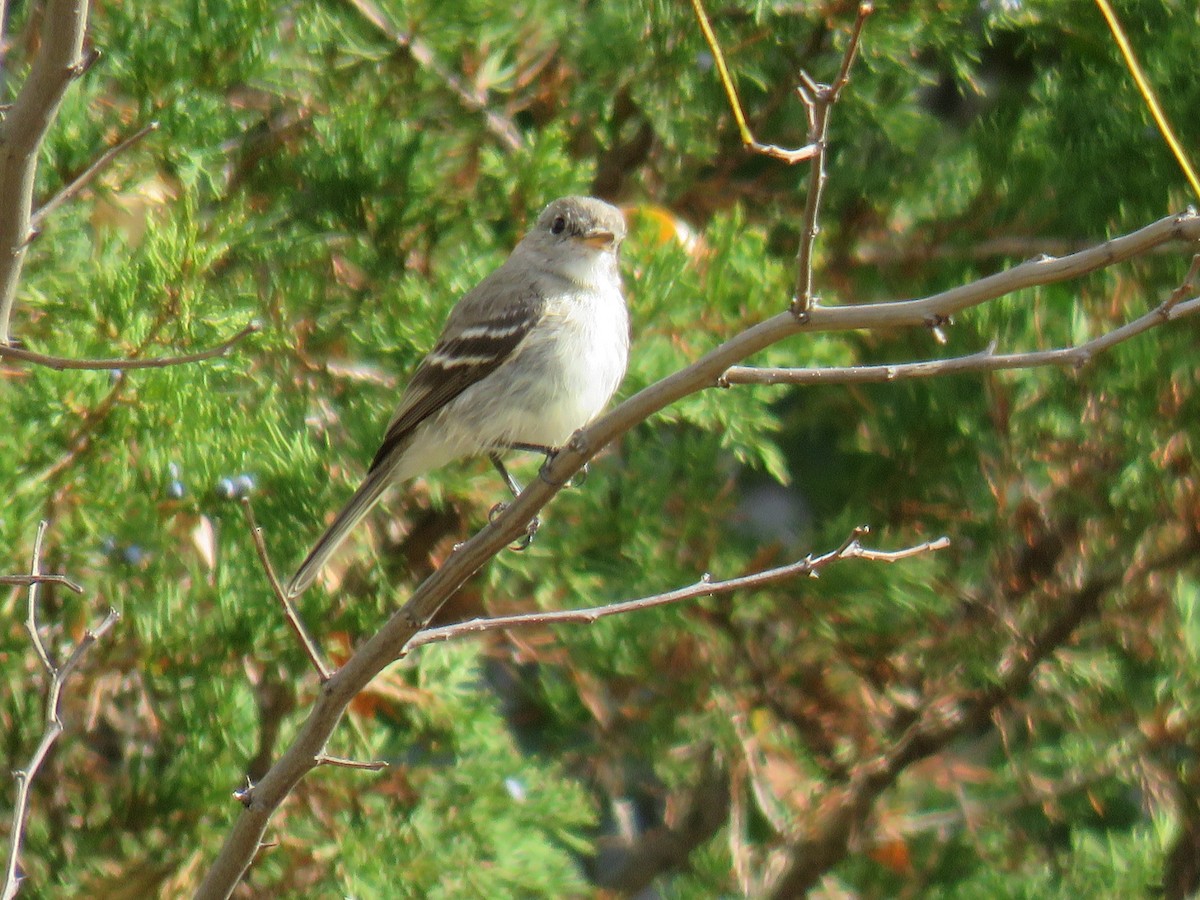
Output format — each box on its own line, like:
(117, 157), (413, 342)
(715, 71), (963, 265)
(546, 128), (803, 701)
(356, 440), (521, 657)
(287, 466), (394, 597)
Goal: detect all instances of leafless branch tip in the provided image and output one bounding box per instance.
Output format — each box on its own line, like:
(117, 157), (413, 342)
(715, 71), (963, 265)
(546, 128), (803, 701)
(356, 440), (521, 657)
(240, 498), (333, 682)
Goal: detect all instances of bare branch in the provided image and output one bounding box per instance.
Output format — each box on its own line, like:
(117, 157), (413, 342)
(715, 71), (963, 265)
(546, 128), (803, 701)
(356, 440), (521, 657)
(793, 2), (874, 315)
(1095, 0), (1200, 199)
(240, 498), (333, 683)
(3, 522), (119, 900)
(314, 754), (388, 772)
(0, 320), (261, 371)
(407, 529), (950, 650)
(29, 120), (160, 233)
(0, 0), (91, 343)
(722, 283), (1200, 386)
(340, 0), (522, 153)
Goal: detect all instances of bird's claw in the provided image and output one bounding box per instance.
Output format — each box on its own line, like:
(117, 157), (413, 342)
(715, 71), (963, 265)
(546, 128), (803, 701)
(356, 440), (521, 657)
(488, 503), (541, 551)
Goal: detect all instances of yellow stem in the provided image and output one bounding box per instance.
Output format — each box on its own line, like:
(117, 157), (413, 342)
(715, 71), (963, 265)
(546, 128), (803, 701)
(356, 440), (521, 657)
(1094, 0), (1200, 200)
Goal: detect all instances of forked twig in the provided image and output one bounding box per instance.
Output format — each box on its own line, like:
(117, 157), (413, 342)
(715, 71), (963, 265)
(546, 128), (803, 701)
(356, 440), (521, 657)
(341, 0), (522, 152)
(688, 0), (819, 165)
(3, 523), (119, 900)
(793, 2), (873, 315)
(722, 257), (1200, 386)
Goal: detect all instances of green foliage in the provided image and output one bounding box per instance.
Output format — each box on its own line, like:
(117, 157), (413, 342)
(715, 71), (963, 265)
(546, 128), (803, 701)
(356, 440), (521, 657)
(2, 0), (1199, 896)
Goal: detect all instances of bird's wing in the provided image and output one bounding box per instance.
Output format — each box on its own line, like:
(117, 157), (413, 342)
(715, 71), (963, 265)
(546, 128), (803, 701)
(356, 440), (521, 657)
(368, 269), (547, 473)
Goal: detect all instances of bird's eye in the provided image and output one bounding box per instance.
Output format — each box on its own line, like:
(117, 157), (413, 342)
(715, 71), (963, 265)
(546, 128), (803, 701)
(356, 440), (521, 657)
(551, 215), (566, 235)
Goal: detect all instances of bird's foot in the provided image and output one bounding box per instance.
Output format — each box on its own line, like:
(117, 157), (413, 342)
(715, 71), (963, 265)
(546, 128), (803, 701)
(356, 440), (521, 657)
(488, 503), (541, 551)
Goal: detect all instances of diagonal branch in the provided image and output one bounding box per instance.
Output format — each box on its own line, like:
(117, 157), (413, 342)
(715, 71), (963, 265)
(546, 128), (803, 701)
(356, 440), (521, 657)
(408, 529), (949, 650)
(688, 0), (821, 165)
(340, 0), (522, 153)
(240, 498), (333, 682)
(29, 119), (160, 234)
(1094, 0), (1199, 199)
(0, 0), (92, 344)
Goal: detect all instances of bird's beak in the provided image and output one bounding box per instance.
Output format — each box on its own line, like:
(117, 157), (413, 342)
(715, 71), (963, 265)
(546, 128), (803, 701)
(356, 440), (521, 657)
(578, 230), (617, 250)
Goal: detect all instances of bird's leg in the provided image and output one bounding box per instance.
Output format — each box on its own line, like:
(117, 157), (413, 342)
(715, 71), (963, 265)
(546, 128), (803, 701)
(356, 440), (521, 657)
(488, 453), (539, 550)
(506, 442), (587, 488)
(490, 452), (525, 498)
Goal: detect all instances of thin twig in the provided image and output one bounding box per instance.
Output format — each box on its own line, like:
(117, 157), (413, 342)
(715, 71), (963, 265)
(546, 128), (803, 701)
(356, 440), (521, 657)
(721, 290), (1200, 387)
(793, 2), (873, 316)
(314, 753), (388, 772)
(688, 0), (818, 165)
(29, 120), (160, 233)
(3, 524), (119, 900)
(22, 522), (55, 674)
(340, 0), (522, 152)
(0, 319), (261, 371)
(240, 498), (333, 682)
(0, 574), (84, 593)
(30, 373), (129, 490)
(407, 529), (950, 650)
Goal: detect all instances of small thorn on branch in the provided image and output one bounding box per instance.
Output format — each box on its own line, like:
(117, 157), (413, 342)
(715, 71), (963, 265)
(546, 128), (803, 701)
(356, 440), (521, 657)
(233, 780), (255, 808)
(70, 46), (103, 78)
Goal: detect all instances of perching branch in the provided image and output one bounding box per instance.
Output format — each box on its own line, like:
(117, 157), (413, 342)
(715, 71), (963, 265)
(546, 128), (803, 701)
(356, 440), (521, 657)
(240, 498), (333, 682)
(2, 523), (119, 900)
(407, 528), (950, 650)
(0, 320), (261, 371)
(0, 0), (93, 344)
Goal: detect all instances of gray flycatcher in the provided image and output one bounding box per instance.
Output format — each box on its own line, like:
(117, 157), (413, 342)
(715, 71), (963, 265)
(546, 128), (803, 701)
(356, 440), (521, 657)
(287, 196), (629, 597)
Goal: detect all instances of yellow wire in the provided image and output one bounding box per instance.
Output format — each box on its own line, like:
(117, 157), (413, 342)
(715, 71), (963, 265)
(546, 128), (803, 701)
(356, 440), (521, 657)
(1094, 0), (1200, 200)
(689, 0), (755, 149)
